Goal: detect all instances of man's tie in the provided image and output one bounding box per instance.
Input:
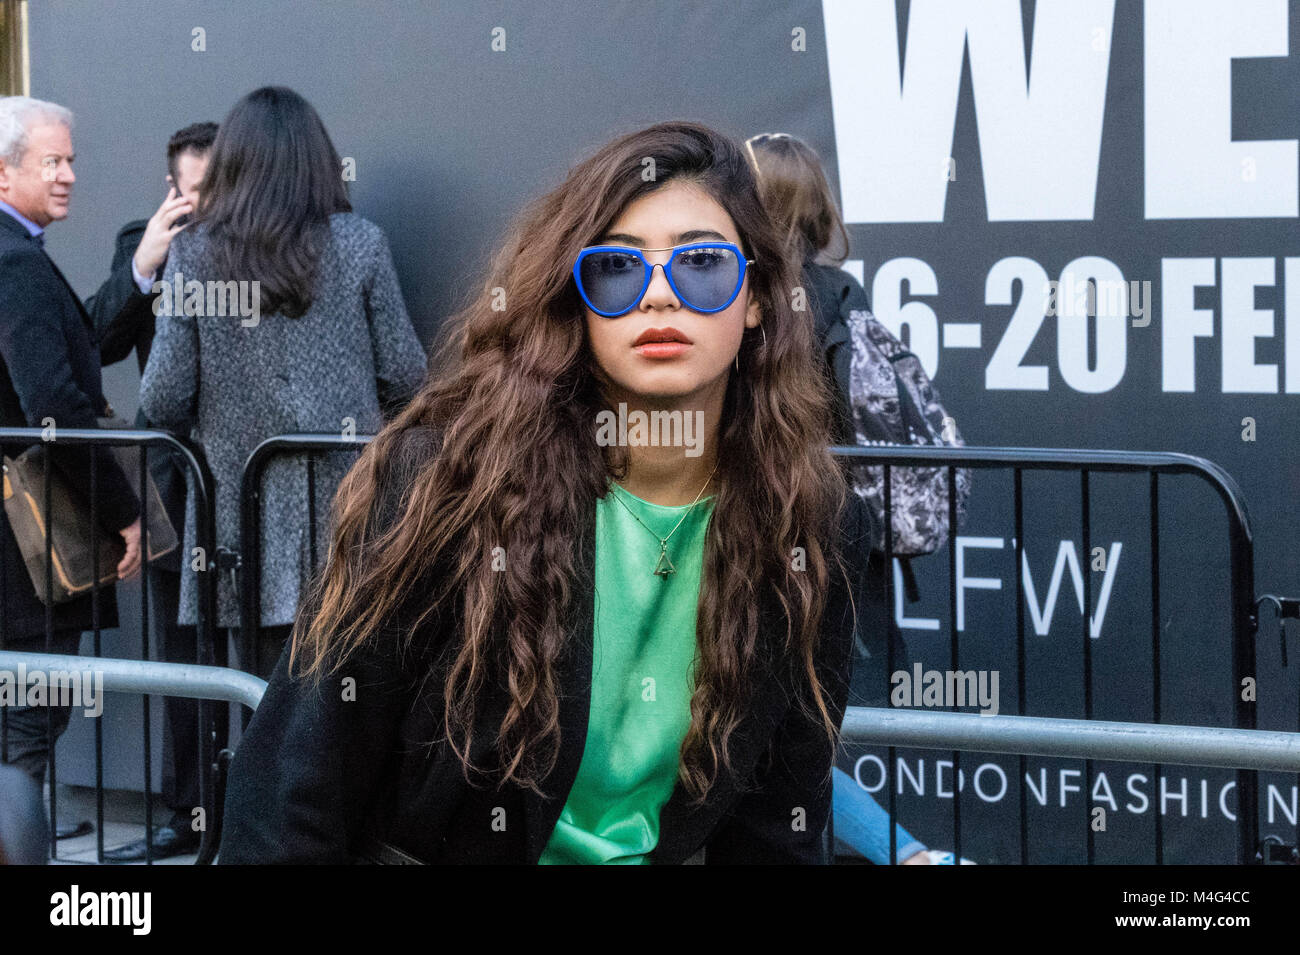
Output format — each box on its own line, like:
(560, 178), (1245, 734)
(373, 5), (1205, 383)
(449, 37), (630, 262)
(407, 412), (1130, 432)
(30, 232), (45, 250)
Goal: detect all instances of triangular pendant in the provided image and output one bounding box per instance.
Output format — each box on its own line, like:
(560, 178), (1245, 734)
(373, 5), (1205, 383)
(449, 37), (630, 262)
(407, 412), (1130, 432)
(653, 547), (676, 579)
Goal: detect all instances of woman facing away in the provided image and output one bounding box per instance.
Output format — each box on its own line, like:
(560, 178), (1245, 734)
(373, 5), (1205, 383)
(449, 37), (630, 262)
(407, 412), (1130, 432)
(140, 86), (427, 678)
(746, 131), (972, 865)
(218, 121), (876, 864)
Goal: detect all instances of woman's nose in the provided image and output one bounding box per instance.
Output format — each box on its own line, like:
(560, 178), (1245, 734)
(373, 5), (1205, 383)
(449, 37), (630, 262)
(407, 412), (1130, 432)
(639, 261), (678, 310)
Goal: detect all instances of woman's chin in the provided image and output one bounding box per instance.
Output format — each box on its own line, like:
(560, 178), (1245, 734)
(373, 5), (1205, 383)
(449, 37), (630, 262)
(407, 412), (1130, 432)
(612, 365), (729, 404)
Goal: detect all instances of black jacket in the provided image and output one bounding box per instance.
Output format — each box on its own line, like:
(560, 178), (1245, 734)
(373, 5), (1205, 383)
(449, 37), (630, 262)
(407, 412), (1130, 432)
(0, 211), (139, 636)
(85, 219), (157, 377)
(84, 219), (185, 573)
(220, 427), (874, 864)
(805, 260), (869, 448)
(804, 260), (923, 608)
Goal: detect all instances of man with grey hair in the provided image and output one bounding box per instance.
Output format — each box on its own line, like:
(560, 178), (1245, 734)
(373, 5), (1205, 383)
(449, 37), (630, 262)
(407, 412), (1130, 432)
(0, 96), (142, 842)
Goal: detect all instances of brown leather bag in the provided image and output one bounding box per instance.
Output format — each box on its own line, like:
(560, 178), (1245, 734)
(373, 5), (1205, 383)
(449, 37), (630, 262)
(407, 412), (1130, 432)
(1, 422), (178, 604)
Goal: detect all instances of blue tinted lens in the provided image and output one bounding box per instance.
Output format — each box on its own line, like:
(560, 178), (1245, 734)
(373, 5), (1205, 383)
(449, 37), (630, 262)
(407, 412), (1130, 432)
(578, 250), (646, 314)
(670, 246), (741, 311)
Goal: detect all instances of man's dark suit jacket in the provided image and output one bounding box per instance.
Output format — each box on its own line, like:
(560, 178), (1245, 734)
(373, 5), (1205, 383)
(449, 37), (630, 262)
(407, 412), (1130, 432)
(84, 219), (185, 574)
(0, 211), (139, 637)
(220, 426), (875, 864)
(85, 219), (156, 376)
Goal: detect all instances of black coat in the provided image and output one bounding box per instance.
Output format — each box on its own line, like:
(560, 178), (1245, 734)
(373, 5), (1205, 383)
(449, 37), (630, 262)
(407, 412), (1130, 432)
(802, 261), (918, 690)
(84, 219), (185, 573)
(805, 260), (870, 448)
(220, 427), (875, 864)
(0, 211), (139, 637)
(84, 219), (156, 377)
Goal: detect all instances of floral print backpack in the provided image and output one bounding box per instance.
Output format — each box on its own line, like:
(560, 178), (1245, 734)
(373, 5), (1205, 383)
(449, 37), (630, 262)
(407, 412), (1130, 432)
(844, 307), (972, 557)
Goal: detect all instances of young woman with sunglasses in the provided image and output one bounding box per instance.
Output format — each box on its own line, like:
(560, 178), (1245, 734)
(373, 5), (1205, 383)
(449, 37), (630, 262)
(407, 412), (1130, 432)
(219, 121), (874, 864)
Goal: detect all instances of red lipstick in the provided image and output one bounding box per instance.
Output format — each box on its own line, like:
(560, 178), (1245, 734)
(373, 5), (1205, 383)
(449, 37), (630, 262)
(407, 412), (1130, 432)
(632, 326), (692, 359)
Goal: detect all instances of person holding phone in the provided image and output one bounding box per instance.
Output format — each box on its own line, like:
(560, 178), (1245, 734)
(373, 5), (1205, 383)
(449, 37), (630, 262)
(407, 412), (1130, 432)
(85, 121), (217, 862)
(140, 87), (427, 690)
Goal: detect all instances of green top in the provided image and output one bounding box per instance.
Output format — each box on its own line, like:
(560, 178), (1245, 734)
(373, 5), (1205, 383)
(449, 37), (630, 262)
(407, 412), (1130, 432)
(539, 478), (715, 864)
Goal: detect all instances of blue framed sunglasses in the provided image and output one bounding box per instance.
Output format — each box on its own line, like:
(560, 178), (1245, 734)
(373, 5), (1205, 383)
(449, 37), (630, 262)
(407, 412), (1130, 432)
(573, 242), (754, 318)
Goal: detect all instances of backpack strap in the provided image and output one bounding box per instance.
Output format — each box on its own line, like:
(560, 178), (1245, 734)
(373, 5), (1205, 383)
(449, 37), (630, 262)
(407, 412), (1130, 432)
(806, 263), (860, 448)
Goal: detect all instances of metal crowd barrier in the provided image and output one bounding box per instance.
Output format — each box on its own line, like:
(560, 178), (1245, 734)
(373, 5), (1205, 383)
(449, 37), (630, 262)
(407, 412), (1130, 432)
(5, 429), (1292, 865)
(232, 436), (1293, 864)
(0, 427), (220, 864)
(0, 651), (266, 712)
(840, 707), (1300, 774)
(839, 706), (1300, 866)
(829, 444), (1293, 866)
(237, 433), (372, 687)
(2, 642), (1295, 864)
(0, 650), (264, 866)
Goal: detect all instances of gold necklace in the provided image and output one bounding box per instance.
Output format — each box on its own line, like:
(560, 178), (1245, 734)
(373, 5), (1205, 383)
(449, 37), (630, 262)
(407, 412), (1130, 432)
(610, 463), (719, 579)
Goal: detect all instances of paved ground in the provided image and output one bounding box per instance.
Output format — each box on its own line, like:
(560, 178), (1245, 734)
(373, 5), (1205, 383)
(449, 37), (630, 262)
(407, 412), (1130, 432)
(44, 783), (199, 866)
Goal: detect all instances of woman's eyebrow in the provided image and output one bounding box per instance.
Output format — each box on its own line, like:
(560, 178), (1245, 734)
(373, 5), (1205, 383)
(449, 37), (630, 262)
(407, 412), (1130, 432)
(598, 229), (731, 246)
(675, 229), (728, 243)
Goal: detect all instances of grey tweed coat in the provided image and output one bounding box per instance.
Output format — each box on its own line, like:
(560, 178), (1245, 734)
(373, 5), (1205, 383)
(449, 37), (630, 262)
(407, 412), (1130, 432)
(140, 212), (427, 629)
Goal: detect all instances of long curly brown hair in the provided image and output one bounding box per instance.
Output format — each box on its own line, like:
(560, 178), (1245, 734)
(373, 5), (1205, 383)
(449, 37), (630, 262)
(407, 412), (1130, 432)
(291, 121), (848, 803)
